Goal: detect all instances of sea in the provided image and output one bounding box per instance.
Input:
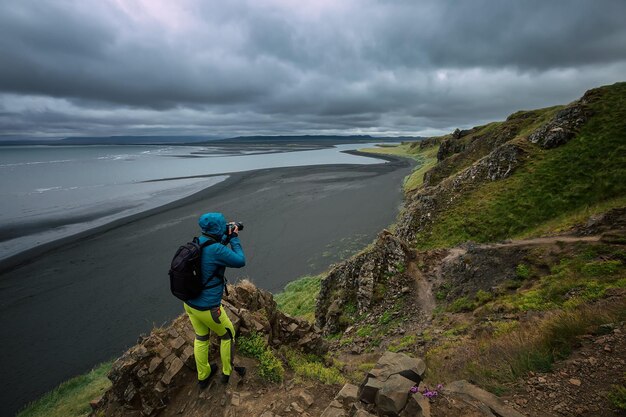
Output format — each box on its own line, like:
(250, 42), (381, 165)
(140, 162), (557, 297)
(0, 143), (381, 262)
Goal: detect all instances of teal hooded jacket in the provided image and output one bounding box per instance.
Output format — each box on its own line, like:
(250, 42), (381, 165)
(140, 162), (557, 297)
(185, 212), (245, 310)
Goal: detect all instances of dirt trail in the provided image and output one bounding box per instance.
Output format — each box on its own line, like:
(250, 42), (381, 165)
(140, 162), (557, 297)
(407, 259), (436, 317)
(440, 234), (602, 264)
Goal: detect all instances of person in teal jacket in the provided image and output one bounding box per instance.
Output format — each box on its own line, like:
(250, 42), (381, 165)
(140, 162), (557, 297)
(184, 212), (246, 388)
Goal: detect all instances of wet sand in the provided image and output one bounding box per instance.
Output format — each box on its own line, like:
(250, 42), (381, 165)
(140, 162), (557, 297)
(0, 152), (413, 415)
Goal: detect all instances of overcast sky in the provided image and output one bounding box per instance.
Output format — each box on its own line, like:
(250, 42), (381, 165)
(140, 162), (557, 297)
(1, 0), (625, 139)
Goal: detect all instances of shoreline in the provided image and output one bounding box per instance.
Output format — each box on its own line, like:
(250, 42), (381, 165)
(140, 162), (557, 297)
(0, 152), (414, 415)
(0, 150), (396, 275)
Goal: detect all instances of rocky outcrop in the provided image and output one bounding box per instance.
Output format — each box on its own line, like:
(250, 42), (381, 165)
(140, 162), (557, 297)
(418, 136), (442, 150)
(528, 95), (593, 149)
(396, 141), (528, 244)
(442, 380), (526, 417)
(315, 230), (413, 334)
(94, 282), (326, 416)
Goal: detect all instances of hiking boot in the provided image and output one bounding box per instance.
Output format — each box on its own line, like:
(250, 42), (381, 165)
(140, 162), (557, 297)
(221, 366), (246, 384)
(234, 366), (246, 377)
(198, 363), (218, 389)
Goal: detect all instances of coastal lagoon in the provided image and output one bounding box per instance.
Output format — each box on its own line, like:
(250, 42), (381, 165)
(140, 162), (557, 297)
(0, 143), (378, 262)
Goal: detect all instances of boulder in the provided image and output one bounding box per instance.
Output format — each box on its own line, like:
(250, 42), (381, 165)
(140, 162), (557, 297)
(335, 383), (359, 406)
(443, 380), (526, 417)
(358, 352), (427, 416)
(368, 351), (425, 384)
(375, 374), (417, 415)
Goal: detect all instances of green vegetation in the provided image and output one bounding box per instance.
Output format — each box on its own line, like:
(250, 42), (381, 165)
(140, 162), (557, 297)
(274, 274), (323, 322)
(388, 335), (417, 352)
(361, 141), (439, 192)
(238, 332), (284, 383)
(426, 298), (626, 394)
(282, 348), (346, 385)
(17, 362), (112, 417)
(415, 83), (626, 248)
(494, 246), (626, 312)
(609, 376), (626, 410)
(447, 290), (493, 313)
(515, 263), (531, 279)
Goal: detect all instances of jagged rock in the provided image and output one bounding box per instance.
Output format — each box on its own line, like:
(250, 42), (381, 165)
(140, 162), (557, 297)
(321, 400), (346, 417)
(443, 380), (526, 417)
(376, 374), (417, 415)
(368, 351), (425, 383)
(299, 391), (315, 408)
(335, 383), (359, 406)
(161, 357), (184, 385)
(528, 98), (592, 149)
(358, 352), (426, 416)
(400, 393), (431, 417)
(316, 230), (412, 333)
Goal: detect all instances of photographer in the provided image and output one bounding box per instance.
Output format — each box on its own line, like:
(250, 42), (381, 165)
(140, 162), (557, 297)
(183, 212), (246, 388)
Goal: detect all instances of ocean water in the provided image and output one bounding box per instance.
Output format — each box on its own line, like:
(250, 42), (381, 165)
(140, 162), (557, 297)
(0, 143), (381, 260)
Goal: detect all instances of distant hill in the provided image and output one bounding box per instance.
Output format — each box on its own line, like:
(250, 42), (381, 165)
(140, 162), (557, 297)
(56, 136), (221, 145)
(1, 134), (424, 146)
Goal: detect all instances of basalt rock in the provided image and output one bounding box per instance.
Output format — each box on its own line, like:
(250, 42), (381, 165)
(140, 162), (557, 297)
(358, 352), (426, 416)
(315, 230), (413, 334)
(93, 282), (327, 416)
(528, 94), (593, 149)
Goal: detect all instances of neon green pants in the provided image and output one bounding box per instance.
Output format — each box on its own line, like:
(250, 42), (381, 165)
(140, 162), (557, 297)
(183, 303), (236, 381)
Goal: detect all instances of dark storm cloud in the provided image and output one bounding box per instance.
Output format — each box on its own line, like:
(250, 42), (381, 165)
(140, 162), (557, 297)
(0, 0), (625, 137)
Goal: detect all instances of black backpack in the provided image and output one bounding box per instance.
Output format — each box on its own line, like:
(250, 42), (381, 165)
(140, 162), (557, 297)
(169, 237), (217, 301)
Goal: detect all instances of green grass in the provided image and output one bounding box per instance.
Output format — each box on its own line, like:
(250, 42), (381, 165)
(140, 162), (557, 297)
(609, 376), (626, 410)
(238, 332), (284, 383)
(361, 142), (439, 192)
(415, 82), (626, 248)
(388, 335), (417, 352)
(497, 245), (626, 312)
(274, 275), (323, 322)
(282, 348), (346, 385)
(426, 298), (626, 394)
(17, 362), (112, 417)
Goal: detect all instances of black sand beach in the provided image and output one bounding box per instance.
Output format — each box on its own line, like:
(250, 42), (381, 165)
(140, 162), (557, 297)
(0, 153), (413, 415)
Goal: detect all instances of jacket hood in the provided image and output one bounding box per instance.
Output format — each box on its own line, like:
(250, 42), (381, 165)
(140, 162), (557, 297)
(198, 212), (227, 236)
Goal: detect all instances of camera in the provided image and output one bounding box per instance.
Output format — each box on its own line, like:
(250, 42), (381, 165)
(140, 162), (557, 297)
(227, 222), (244, 234)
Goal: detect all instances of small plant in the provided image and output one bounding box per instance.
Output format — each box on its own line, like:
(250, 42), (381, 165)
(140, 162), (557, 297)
(356, 325), (373, 338)
(389, 335), (417, 352)
(516, 263), (531, 279)
(448, 296), (475, 312)
(475, 290), (493, 304)
(283, 348), (346, 385)
(410, 383), (444, 399)
(378, 311), (393, 326)
(238, 332), (284, 383)
(608, 378), (626, 410)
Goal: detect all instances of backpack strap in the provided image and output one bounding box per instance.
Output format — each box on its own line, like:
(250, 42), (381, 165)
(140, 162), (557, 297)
(195, 236), (226, 293)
